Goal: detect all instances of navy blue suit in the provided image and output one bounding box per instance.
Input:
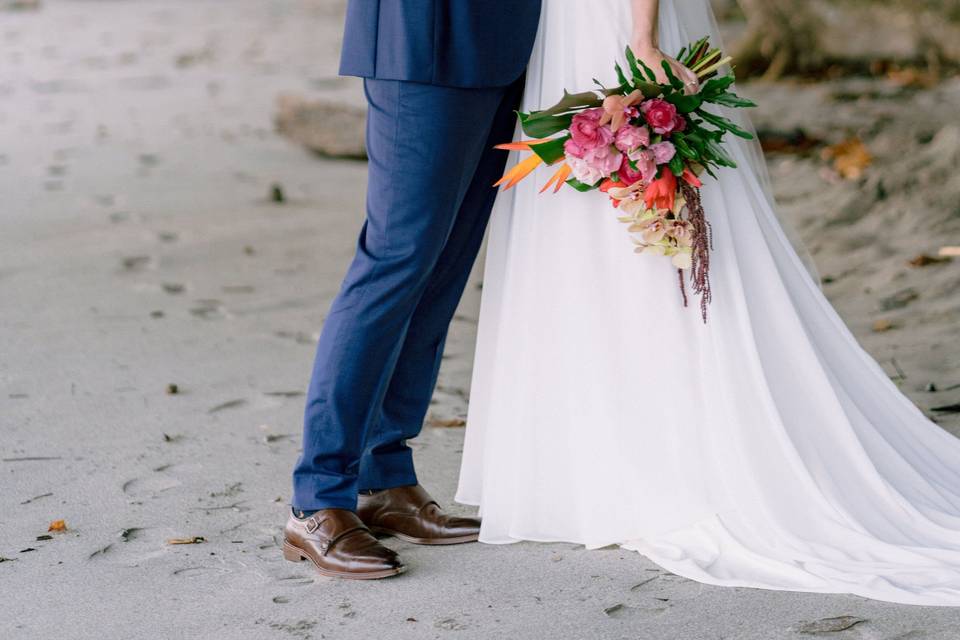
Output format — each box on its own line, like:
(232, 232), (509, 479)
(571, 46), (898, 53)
(292, 0), (542, 511)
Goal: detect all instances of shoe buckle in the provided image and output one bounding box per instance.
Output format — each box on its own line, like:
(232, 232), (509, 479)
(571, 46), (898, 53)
(304, 516), (321, 534)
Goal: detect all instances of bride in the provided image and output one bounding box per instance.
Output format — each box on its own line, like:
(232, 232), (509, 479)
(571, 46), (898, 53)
(455, 0), (960, 606)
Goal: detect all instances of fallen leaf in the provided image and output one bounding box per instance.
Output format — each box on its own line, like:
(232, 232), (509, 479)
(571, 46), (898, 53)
(872, 319), (896, 333)
(602, 603), (624, 616)
(48, 519), (67, 532)
(427, 417), (466, 428)
(886, 67), (936, 88)
(36, 535), (53, 541)
(0, 556), (16, 563)
(166, 536), (205, 545)
(166, 383), (179, 395)
(908, 254), (951, 267)
(822, 138), (872, 180)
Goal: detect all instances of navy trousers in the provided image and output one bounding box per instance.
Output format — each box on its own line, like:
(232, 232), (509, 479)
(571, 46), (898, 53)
(292, 76), (524, 511)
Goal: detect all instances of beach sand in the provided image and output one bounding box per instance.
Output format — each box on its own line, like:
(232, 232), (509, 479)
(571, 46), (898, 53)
(1, 1), (958, 638)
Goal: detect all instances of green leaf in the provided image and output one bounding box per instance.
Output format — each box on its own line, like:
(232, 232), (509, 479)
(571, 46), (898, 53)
(521, 90), (604, 127)
(660, 60), (685, 91)
(669, 153), (685, 177)
(672, 134), (698, 160)
(566, 177), (601, 192)
(700, 75), (735, 99)
(665, 92), (703, 114)
(633, 81), (664, 99)
(638, 60), (660, 84)
(703, 138), (737, 168)
(696, 108), (754, 140)
(680, 131), (707, 156)
(614, 62), (630, 88)
(710, 91), (757, 109)
(625, 46), (648, 85)
(518, 112), (574, 138)
(530, 136), (569, 165)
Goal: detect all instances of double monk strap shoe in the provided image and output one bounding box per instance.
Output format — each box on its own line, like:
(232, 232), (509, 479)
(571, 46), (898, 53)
(357, 484), (481, 545)
(282, 508), (406, 579)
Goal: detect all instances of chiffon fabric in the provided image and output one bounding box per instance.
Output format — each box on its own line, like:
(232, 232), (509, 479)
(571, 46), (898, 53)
(455, 0), (960, 606)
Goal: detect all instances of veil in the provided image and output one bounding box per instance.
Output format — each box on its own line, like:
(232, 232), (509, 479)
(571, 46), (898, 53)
(663, 0), (822, 284)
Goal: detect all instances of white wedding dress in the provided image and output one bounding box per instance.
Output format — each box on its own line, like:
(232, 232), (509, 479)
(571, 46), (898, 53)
(455, 0), (960, 606)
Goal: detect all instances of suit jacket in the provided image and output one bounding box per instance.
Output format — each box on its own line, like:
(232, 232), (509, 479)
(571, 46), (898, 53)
(339, 0), (542, 88)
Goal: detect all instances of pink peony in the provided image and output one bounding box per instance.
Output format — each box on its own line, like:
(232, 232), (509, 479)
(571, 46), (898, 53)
(564, 138), (586, 159)
(641, 99), (680, 135)
(614, 124), (650, 154)
(582, 144), (623, 178)
(567, 156), (604, 185)
(618, 155), (644, 185)
(569, 108), (613, 150)
(650, 141), (676, 164)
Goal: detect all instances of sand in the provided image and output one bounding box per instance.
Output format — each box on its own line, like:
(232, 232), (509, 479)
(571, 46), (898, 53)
(1, 1), (959, 639)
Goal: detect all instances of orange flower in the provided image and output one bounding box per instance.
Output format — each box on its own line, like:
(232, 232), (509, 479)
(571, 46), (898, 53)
(682, 167), (703, 188)
(643, 171), (678, 212)
(493, 153), (543, 190)
(540, 163), (573, 193)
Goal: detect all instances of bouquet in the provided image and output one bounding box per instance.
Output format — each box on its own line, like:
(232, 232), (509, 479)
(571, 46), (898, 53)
(494, 38), (756, 321)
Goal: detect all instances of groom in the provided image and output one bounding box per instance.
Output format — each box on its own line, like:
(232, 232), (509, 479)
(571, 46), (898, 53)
(285, 1), (542, 579)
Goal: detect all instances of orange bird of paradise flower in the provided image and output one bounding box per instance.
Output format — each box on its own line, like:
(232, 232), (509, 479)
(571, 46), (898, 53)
(493, 140), (571, 194)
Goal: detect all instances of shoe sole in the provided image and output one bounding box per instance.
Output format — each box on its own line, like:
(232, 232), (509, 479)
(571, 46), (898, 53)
(368, 526), (480, 545)
(282, 540), (406, 580)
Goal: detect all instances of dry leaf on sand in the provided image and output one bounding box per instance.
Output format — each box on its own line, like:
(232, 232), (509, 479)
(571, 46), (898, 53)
(47, 519), (67, 532)
(427, 417), (466, 428)
(166, 536), (205, 545)
(822, 138), (872, 180)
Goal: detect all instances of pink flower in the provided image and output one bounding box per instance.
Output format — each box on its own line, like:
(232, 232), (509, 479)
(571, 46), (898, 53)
(564, 138), (585, 159)
(614, 124), (650, 154)
(618, 155), (644, 185)
(582, 144), (623, 178)
(641, 99), (680, 135)
(650, 141), (676, 165)
(569, 108), (613, 150)
(627, 148), (658, 184)
(567, 155), (604, 185)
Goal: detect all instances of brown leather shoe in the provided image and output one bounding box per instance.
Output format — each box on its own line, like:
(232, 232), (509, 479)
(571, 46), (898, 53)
(357, 484), (480, 545)
(282, 508), (406, 579)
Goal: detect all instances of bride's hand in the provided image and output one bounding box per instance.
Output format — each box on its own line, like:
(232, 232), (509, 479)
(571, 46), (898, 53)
(631, 44), (700, 95)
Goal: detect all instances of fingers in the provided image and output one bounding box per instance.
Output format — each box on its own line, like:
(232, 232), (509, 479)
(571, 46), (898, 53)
(678, 64), (700, 95)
